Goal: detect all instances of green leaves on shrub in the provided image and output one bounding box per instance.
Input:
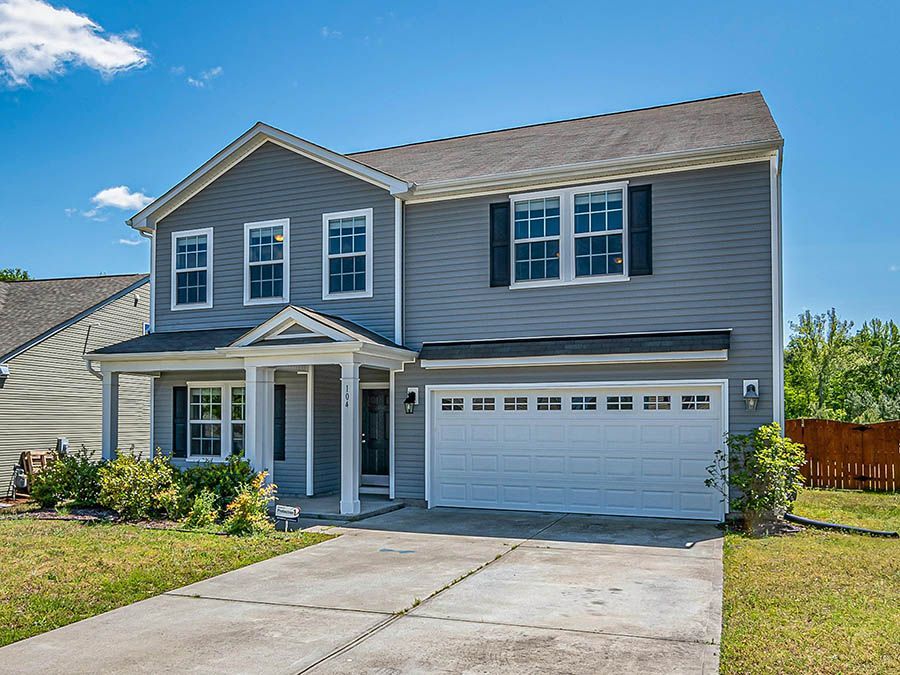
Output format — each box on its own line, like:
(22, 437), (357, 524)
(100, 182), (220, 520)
(706, 422), (806, 531)
(181, 454), (255, 519)
(223, 472), (277, 536)
(183, 489), (219, 530)
(98, 454), (181, 520)
(29, 447), (102, 508)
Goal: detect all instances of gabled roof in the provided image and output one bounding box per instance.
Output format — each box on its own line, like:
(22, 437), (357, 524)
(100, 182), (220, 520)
(0, 274), (148, 363)
(350, 92), (781, 186)
(90, 306), (402, 356)
(127, 123), (412, 232)
(128, 92), (781, 229)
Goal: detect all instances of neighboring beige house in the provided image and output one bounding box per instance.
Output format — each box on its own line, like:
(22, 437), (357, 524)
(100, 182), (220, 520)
(0, 274), (150, 493)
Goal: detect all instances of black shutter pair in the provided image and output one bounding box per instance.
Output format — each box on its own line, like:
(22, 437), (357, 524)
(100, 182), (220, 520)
(172, 385), (286, 460)
(488, 185), (652, 285)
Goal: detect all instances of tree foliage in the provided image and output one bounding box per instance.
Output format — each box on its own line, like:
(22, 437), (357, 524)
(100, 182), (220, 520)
(785, 308), (900, 422)
(0, 268), (30, 281)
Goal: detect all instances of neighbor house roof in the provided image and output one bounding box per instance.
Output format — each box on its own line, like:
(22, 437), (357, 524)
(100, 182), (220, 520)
(0, 274), (148, 362)
(349, 92), (782, 185)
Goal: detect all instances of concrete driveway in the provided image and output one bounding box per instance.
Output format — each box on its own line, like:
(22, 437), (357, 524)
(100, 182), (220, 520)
(0, 508), (723, 674)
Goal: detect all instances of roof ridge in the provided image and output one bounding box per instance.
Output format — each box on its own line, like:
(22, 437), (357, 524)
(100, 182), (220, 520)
(348, 92), (756, 156)
(2, 272), (148, 284)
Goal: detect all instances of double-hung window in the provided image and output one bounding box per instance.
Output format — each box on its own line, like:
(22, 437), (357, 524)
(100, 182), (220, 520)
(322, 208), (373, 299)
(509, 181), (628, 287)
(244, 219), (289, 305)
(187, 382), (245, 461)
(171, 227), (213, 310)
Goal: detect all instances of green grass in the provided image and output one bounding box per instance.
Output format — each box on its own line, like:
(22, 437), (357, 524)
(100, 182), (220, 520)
(722, 489), (900, 674)
(0, 519), (332, 647)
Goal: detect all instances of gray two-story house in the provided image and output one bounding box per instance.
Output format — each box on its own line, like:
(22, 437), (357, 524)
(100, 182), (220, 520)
(88, 92), (783, 521)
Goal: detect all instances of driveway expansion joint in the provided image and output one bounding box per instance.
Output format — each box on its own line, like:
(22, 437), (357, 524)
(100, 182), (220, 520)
(163, 591), (394, 617)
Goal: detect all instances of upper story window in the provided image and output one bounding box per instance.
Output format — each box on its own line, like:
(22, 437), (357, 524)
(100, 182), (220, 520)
(244, 219), (290, 305)
(322, 208), (373, 300)
(171, 227), (213, 310)
(509, 182), (627, 288)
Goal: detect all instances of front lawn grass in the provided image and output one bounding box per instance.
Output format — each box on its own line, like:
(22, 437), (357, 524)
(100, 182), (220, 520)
(721, 489), (900, 674)
(0, 518), (332, 647)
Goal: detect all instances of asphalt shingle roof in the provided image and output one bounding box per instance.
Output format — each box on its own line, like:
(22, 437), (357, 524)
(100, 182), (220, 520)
(348, 92), (781, 185)
(0, 274), (148, 362)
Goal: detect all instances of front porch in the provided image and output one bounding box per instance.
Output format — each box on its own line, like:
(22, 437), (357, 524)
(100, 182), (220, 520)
(87, 306), (417, 516)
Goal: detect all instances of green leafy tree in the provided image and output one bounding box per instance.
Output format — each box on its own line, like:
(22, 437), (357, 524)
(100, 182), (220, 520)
(0, 268), (30, 281)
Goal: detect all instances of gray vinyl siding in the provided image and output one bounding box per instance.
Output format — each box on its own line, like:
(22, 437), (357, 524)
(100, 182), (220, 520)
(393, 161), (775, 500)
(153, 141), (397, 340)
(313, 365), (341, 494)
(0, 288), (150, 479)
(273, 372), (306, 496)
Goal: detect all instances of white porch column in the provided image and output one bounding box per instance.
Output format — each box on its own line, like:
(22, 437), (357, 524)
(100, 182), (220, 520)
(340, 361), (361, 515)
(245, 365), (275, 477)
(101, 370), (119, 461)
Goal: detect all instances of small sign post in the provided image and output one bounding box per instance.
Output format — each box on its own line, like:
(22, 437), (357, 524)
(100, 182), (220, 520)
(274, 504), (301, 532)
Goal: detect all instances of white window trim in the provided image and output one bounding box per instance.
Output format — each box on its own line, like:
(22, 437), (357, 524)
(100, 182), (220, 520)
(170, 227), (214, 311)
(185, 381), (245, 462)
(321, 207), (374, 300)
(509, 181), (629, 289)
(243, 219), (290, 306)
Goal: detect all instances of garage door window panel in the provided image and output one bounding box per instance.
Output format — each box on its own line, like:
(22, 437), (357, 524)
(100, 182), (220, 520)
(607, 395), (633, 411)
(644, 395), (671, 410)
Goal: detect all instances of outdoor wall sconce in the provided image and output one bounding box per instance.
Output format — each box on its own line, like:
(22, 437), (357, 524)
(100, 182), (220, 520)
(742, 379), (760, 411)
(404, 388), (418, 414)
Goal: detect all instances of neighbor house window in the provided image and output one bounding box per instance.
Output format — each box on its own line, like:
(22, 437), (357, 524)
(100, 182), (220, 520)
(244, 219), (289, 305)
(322, 208), (373, 299)
(187, 382), (245, 460)
(509, 182), (627, 287)
(171, 227), (213, 310)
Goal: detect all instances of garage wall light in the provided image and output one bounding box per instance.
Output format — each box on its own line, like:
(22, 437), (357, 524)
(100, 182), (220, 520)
(742, 379), (760, 411)
(404, 389), (417, 414)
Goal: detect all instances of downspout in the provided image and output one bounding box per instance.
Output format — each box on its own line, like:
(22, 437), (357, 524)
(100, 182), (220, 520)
(393, 197), (403, 345)
(141, 229), (155, 332)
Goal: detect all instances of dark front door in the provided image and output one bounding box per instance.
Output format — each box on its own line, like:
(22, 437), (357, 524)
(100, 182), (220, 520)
(361, 388), (390, 486)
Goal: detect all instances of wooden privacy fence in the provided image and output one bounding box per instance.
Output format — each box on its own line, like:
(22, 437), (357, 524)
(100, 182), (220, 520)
(786, 418), (900, 492)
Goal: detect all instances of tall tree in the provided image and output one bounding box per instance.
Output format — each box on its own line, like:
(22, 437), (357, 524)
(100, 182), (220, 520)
(0, 268), (30, 281)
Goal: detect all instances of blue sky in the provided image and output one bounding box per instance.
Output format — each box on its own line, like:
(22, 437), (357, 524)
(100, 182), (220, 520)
(1, 0), (898, 330)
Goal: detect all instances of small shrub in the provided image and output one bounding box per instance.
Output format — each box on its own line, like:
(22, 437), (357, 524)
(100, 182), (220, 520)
(223, 472), (276, 536)
(706, 422), (806, 532)
(181, 454), (255, 518)
(98, 454), (183, 520)
(183, 489), (219, 530)
(29, 447), (102, 508)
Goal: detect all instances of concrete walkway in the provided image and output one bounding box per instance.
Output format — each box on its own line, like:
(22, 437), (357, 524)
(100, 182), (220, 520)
(0, 508), (723, 674)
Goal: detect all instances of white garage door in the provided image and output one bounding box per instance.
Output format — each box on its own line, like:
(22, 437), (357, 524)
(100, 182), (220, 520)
(429, 384), (725, 520)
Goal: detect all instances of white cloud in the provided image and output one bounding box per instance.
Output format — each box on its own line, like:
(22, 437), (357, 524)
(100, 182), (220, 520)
(187, 65), (222, 88)
(0, 0), (148, 86)
(64, 206), (77, 216)
(91, 185), (153, 210)
(320, 26), (342, 39)
(118, 237), (143, 246)
(169, 64), (184, 75)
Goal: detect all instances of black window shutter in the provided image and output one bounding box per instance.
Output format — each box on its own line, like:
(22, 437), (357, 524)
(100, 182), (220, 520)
(274, 384), (286, 461)
(172, 386), (187, 458)
(629, 185), (652, 276)
(489, 202), (511, 287)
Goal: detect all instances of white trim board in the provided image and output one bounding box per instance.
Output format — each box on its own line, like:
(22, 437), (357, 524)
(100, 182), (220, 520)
(770, 152), (785, 428)
(321, 208), (374, 301)
(420, 349), (728, 369)
(170, 227), (214, 311)
(423, 378), (730, 515)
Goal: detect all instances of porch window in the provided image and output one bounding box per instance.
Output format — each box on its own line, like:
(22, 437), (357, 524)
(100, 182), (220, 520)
(322, 208), (373, 299)
(186, 382), (245, 460)
(189, 387), (222, 457)
(171, 227), (213, 310)
(244, 219), (290, 305)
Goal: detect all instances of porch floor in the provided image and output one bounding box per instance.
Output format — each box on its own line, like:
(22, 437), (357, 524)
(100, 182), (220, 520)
(274, 493), (404, 522)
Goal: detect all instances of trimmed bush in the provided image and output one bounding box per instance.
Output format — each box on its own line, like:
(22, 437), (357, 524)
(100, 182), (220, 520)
(29, 447), (102, 508)
(181, 454), (255, 519)
(98, 454), (181, 520)
(223, 472), (277, 536)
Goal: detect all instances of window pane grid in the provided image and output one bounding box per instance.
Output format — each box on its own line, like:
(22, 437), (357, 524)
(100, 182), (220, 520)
(537, 396), (562, 411)
(682, 394), (711, 410)
(571, 396), (598, 411)
(247, 225), (285, 300)
(504, 396), (528, 411)
(606, 395), (633, 411)
(574, 189), (624, 278)
(189, 387), (223, 457)
(326, 215), (368, 295)
(513, 197), (561, 282)
(175, 233), (209, 306)
(643, 395), (672, 411)
(472, 397), (495, 411)
(441, 397), (464, 412)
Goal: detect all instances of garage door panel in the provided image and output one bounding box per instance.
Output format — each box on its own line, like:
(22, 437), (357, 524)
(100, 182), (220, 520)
(430, 385), (724, 520)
